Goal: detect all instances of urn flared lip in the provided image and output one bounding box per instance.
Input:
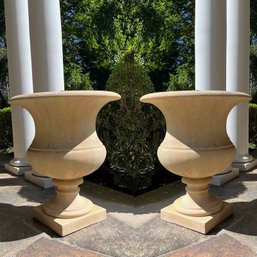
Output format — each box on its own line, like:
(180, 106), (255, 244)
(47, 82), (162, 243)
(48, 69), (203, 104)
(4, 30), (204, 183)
(9, 90), (121, 103)
(140, 90), (250, 102)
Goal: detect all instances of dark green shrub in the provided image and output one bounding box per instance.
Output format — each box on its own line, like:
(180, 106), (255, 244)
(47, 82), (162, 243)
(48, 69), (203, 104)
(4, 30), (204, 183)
(249, 103), (257, 148)
(167, 64), (194, 91)
(97, 53), (165, 194)
(64, 64), (93, 90)
(0, 107), (13, 153)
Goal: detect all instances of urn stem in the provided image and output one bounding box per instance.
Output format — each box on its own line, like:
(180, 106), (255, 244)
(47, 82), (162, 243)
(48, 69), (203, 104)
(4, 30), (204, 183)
(43, 178), (93, 219)
(174, 177), (223, 217)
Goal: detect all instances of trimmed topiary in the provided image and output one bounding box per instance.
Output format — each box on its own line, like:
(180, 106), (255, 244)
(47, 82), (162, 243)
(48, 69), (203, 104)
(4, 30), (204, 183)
(97, 52), (165, 194)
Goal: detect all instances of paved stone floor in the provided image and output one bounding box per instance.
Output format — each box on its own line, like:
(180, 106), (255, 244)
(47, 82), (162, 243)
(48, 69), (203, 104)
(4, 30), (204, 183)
(1, 154), (257, 256)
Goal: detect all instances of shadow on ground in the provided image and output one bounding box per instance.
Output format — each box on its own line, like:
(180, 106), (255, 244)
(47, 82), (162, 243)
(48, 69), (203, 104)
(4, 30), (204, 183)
(210, 172), (251, 201)
(225, 199), (257, 236)
(0, 203), (40, 242)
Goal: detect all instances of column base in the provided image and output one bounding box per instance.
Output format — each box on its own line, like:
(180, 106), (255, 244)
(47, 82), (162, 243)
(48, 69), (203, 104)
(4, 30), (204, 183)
(232, 158), (257, 171)
(4, 163), (32, 176)
(33, 204), (106, 236)
(234, 153), (253, 163)
(161, 202), (233, 234)
(211, 168), (239, 186)
(25, 171), (54, 188)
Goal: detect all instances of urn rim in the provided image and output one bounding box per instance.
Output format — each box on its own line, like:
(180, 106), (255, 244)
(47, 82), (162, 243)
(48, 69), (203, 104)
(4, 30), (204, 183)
(9, 90), (121, 102)
(140, 90), (250, 102)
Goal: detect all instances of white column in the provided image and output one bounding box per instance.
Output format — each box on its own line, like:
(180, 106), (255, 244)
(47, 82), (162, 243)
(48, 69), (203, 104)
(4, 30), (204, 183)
(195, 0), (239, 185)
(4, 0), (34, 175)
(226, 0), (257, 171)
(195, 0), (226, 90)
(28, 0), (65, 92)
(25, 0), (65, 187)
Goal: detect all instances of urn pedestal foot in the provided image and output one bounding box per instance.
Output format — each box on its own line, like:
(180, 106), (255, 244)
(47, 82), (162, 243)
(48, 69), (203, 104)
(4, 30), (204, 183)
(161, 177), (233, 234)
(33, 177), (107, 236)
(33, 204), (106, 236)
(161, 201), (233, 234)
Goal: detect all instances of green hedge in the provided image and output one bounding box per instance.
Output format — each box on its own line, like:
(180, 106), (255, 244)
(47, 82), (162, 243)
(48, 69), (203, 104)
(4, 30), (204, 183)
(249, 103), (257, 148)
(0, 107), (12, 153)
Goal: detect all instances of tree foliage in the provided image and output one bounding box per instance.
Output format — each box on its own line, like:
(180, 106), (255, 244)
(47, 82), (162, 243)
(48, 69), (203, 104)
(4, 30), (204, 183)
(250, 0), (257, 101)
(0, 0), (9, 107)
(60, 0), (195, 91)
(0, 0), (196, 97)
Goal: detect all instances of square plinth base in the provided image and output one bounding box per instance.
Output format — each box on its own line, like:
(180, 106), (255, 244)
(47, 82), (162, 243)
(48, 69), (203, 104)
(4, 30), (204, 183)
(25, 171), (54, 188)
(211, 168), (239, 186)
(232, 159), (257, 171)
(161, 202), (233, 234)
(33, 204), (106, 236)
(4, 163), (32, 176)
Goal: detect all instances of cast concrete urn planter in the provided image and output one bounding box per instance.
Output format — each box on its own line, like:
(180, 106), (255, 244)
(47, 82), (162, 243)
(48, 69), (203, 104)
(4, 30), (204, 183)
(140, 90), (250, 234)
(10, 90), (121, 236)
